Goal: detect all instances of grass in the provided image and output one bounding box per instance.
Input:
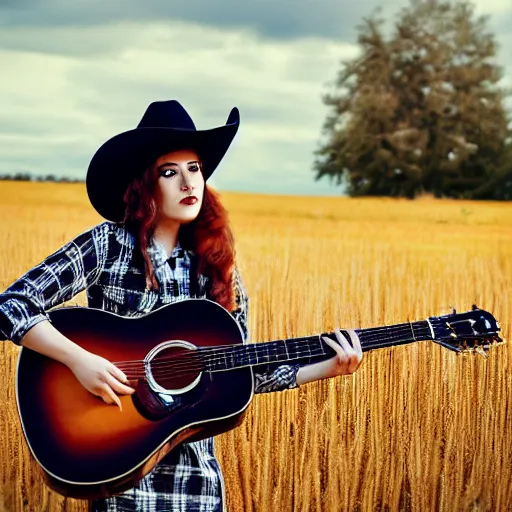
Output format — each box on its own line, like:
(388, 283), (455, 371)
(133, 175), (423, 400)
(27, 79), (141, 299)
(0, 181), (511, 511)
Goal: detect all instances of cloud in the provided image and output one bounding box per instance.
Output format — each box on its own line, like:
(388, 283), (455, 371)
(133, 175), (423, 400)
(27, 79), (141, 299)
(2, 0), (510, 49)
(2, 0), (510, 36)
(0, 20), (358, 195)
(1, 0), (511, 195)
(0, 0), (385, 41)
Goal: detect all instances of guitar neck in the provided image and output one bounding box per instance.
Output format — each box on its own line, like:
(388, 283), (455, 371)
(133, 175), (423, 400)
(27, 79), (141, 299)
(201, 320), (435, 372)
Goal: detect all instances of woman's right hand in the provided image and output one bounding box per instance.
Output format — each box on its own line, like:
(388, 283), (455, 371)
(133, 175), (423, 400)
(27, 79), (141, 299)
(20, 321), (135, 410)
(67, 351), (136, 410)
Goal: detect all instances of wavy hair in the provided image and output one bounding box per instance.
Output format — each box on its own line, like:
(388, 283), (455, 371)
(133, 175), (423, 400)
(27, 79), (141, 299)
(122, 165), (237, 312)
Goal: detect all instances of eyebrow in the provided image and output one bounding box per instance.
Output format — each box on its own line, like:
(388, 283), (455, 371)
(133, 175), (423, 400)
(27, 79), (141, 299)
(157, 160), (200, 170)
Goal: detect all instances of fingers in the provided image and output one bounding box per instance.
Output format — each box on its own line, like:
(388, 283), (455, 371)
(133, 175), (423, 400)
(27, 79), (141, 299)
(338, 329), (363, 373)
(108, 365), (130, 386)
(322, 329), (363, 375)
(334, 329), (353, 354)
(322, 335), (348, 364)
(101, 384), (123, 411)
(347, 329), (363, 358)
(339, 329), (362, 373)
(97, 365), (135, 411)
(105, 372), (136, 395)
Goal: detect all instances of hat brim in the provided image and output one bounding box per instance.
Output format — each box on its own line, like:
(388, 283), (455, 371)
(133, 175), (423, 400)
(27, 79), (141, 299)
(86, 111), (239, 222)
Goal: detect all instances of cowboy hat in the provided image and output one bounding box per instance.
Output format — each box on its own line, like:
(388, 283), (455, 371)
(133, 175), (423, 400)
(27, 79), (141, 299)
(86, 100), (240, 222)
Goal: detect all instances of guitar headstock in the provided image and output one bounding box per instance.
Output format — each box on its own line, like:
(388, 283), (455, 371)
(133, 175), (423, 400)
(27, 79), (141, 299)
(428, 305), (505, 357)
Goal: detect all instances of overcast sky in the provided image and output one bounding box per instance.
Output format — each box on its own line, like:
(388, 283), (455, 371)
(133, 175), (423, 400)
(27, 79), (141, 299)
(1, 0), (511, 196)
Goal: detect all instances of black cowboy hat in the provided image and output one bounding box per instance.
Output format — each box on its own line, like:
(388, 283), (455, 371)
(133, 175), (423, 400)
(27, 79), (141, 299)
(86, 100), (240, 222)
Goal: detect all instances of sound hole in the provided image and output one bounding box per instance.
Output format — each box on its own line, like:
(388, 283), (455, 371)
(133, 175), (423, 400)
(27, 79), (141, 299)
(149, 344), (202, 391)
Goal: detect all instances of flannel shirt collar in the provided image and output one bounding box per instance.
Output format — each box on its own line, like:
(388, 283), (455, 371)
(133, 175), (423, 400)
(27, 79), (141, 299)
(113, 223), (195, 269)
(147, 237), (197, 287)
(147, 239), (183, 270)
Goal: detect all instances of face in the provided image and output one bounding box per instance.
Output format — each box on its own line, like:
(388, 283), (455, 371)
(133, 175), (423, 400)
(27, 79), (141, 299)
(152, 148), (205, 225)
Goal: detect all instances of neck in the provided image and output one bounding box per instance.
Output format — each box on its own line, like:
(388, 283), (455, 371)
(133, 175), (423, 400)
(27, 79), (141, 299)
(199, 320), (435, 372)
(153, 220), (181, 257)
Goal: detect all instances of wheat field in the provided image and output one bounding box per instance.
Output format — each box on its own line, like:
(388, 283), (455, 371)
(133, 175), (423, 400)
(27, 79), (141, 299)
(0, 181), (511, 512)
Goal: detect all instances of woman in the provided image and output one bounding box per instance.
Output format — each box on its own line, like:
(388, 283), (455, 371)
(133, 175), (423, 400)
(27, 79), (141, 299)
(0, 100), (363, 511)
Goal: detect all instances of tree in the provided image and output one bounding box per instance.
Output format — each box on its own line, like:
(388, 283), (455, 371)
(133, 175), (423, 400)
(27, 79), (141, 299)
(471, 138), (512, 200)
(314, 0), (510, 199)
(13, 172), (32, 181)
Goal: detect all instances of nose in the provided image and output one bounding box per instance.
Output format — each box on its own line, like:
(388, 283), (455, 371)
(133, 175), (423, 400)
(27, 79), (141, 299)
(180, 173), (193, 192)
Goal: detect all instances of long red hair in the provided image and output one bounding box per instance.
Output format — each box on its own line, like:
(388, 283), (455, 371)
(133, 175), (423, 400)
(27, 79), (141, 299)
(122, 165), (237, 312)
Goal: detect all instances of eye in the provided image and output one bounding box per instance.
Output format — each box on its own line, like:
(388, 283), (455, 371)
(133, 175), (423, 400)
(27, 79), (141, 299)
(159, 169), (176, 178)
(188, 164), (201, 173)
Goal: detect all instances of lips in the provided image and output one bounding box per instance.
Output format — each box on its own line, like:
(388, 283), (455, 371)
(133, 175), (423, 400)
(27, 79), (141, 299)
(180, 196), (198, 205)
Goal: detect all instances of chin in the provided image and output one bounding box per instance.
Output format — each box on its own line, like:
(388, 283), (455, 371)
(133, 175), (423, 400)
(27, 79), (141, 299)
(161, 206), (201, 224)
(178, 210), (201, 224)
(179, 217), (197, 225)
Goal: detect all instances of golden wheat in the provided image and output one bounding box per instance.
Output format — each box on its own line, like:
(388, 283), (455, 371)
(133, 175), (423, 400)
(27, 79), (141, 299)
(0, 182), (511, 511)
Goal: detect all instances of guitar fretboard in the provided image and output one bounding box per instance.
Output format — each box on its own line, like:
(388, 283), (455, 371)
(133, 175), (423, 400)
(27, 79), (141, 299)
(200, 320), (434, 372)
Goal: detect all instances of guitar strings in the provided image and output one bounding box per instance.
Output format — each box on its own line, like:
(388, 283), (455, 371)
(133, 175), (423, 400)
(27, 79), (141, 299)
(115, 330), (450, 381)
(111, 326), (434, 377)
(113, 328), (435, 380)
(114, 314), (477, 377)
(116, 349), (329, 380)
(111, 322), (433, 366)
(116, 331), (424, 380)
(127, 330), (476, 382)
(111, 323), (433, 370)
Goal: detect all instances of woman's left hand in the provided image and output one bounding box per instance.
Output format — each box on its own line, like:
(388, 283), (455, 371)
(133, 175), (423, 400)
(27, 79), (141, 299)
(296, 328), (363, 385)
(321, 328), (363, 378)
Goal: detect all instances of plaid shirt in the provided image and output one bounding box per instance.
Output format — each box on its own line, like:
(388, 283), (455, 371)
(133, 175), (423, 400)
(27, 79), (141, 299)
(0, 221), (300, 512)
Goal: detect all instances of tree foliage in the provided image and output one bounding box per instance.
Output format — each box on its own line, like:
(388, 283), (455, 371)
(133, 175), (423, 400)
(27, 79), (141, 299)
(471, 138), (512, 200)
(314, 0), (510, 199)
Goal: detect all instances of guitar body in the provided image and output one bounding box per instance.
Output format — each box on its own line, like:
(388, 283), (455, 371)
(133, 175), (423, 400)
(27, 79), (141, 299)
(15, 297), (502, 500)
(16, 299), (254, 499)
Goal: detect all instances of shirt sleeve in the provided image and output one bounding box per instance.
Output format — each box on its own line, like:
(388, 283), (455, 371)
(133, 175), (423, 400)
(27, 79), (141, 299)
(231, 265), (300, 394)
(0, 223), (108, 345)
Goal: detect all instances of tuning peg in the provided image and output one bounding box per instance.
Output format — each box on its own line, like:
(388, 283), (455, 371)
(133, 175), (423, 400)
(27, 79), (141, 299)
(439, 306), (457, 316)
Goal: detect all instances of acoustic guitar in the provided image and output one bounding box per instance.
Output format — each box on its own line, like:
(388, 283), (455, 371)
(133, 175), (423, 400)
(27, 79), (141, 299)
(15, 299), (503, 498)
